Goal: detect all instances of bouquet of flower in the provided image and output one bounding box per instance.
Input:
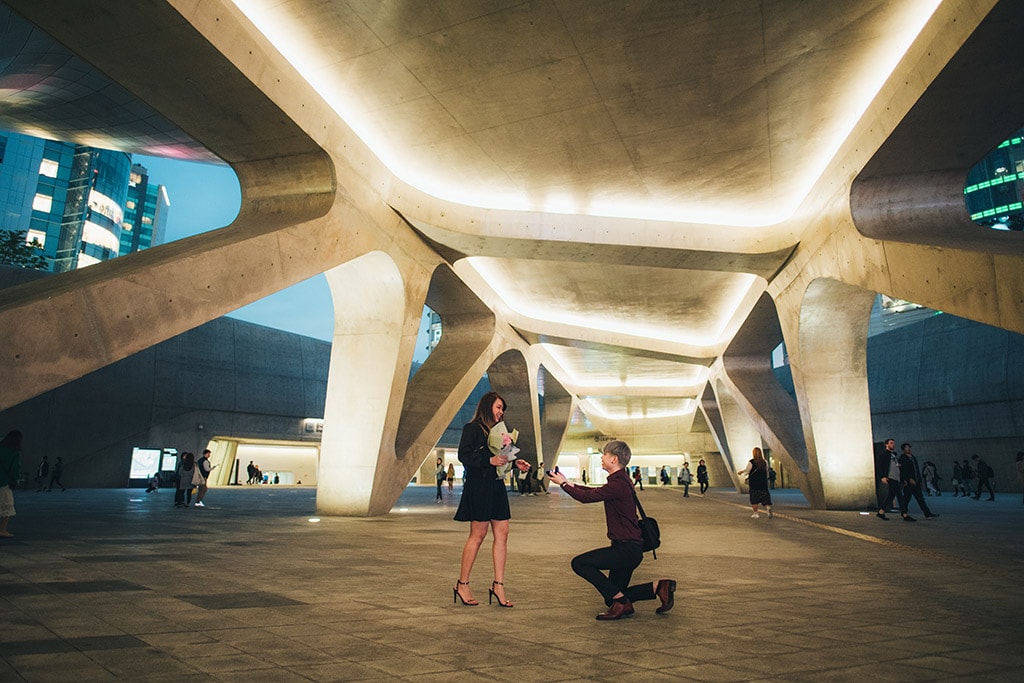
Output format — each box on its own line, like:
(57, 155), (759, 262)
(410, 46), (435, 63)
(488, 421), (520, 477)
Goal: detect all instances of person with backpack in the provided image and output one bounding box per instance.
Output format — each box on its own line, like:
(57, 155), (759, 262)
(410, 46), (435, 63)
(971, 454), (995, 501)
(547, 440), (675, 621)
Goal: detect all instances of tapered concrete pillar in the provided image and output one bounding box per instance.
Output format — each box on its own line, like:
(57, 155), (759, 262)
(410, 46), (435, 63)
(317, 252), (424, 516)
(487, 350), (540, 469)
(708, 377), (761, 489)
(699, 383), (730, 460)
(318, 259), (529, 516)
(538, 366), (573, 470)
(775, 278), (878, 509)
(719, 293), (814, 500)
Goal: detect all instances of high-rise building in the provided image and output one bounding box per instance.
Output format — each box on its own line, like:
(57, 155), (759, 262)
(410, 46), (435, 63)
(0, 130), (166, 271)
(120, 163), (169, 256)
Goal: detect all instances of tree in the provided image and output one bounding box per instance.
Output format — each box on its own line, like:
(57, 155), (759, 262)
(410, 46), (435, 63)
(0, 229), (49, 270)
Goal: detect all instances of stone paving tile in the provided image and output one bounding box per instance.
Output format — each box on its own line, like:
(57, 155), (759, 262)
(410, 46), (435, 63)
(2, 486), (1024, 681)
(290, 660), (414, 682)
(4, 652), (122, 682)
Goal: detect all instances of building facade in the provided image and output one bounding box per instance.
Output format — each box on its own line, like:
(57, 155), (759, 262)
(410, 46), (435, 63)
(120, 163), (169, 257)
(0, 130), (167, 271)
(965, 127), (1024, 230)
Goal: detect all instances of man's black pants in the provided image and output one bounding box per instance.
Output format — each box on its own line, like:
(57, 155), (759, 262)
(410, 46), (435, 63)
(879, 479), (907, 514)
(903, 483), (933, 516)
(571, 541), (655, 606)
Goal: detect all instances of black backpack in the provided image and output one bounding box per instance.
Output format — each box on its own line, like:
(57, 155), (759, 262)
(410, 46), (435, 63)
(631, 490), (661, 558)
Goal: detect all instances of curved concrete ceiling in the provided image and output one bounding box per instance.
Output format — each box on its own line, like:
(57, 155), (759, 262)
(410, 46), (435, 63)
(0, 0), (979, 441)
(233, 0), (941, 228)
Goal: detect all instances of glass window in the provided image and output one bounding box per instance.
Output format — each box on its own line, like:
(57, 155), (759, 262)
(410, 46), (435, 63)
(39, 158), (59, 178)
(32, 193), (53, 213)
(26, 230), (46, 248)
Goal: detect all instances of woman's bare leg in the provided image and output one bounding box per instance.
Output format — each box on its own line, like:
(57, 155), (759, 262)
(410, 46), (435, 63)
(457, 521), (490, 603)
(490, 519), (512, 605)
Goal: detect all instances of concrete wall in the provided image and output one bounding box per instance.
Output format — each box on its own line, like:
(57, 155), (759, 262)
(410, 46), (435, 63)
(868, 313), (1024, 489)
(0, 315), (329, 487)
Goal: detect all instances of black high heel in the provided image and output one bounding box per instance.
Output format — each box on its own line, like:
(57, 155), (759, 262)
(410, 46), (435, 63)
(453, 580), (478, 606)
(489, 581), (513, 608)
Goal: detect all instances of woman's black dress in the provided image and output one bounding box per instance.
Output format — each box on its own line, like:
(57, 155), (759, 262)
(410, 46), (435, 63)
(454, 422), (511, 522)
(747, 460), (772, 506)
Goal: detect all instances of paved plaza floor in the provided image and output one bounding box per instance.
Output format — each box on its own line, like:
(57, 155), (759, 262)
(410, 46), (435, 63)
(1, 482), (1023, 682)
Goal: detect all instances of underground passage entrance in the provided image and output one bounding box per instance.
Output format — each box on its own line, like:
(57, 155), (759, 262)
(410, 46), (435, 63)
(205, 439), (320, 486)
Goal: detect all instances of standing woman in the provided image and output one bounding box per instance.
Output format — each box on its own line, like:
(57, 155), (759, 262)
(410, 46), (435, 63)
(738, 447), (773, 518)
(696, 459), (709, 496)
(0, 430), (23, 538)
(435, 457), (446, 502)
(175, 452), (196, 508)
(453, 391), (528, 607)
(446, 462), (455, 493)
(680, 462), (693, 497)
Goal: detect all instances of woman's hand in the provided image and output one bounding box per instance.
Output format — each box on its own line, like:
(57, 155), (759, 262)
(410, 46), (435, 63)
(549, 471), (567, 486)
(489, 454), (508, 467)
(513, 459), (530, 472)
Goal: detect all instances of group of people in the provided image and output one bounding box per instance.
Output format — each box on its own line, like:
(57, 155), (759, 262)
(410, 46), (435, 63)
(434, 458), (455, 501)
(514, 461), (552, 495)
(450, 391), (675, 620)
(635, 461), (709, 495)
(32, 455), (66, 492)
(876, 440), (940, 521)
(950, 455), (997, 500)
(675, 460), (709, 497)
(174, 449), (213, 508)
(246, 460), (266, 485)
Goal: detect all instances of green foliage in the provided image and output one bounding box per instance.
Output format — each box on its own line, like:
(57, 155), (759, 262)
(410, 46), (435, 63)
(0, 229), (49, 270)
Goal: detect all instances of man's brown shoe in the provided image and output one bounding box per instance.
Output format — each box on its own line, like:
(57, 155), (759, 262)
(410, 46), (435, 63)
(655, 579), (676, 614)
(596, 599), (634, 621)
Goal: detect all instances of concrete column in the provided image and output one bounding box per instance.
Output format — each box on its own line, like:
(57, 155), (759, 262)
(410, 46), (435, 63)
(538, 366), (573, 471)
(317, 252), (420, 516)
(708, 377), (761, 490)
(317, 259), (530, 516)
(719, 293), (813, 500)
(487, 350), (540, 469)
(699, 383), (730, 460)
(775, 277), (878, 509)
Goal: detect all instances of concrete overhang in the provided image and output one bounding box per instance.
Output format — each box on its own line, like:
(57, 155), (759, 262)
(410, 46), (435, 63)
(0, 0), (1000, 446)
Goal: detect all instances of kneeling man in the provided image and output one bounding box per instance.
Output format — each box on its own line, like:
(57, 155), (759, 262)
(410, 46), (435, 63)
(548, 440), (676, 620)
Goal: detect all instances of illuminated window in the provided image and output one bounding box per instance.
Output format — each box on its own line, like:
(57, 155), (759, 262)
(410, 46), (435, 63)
(39, 159), (59, 178)
(125, 200), (136, 209)
(142, 216), (152, 224)
(87, 189), (124, 224)
(81, 221), (121, 252)
(32, 194), (52, 213)
(26, 230), (46, 248)
(76, 253), (101, 268)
